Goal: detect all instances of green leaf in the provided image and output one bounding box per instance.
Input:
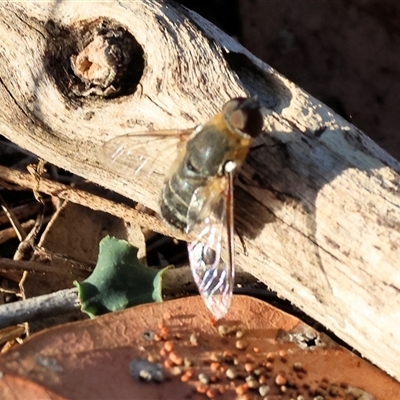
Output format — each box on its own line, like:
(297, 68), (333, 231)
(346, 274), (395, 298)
(74, 236), (168, 318)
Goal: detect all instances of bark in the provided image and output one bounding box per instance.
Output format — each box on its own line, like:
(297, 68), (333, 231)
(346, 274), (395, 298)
(0, 0), (399, 380)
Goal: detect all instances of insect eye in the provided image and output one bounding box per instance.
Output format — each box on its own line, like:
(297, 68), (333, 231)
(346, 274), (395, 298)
(223, 97), (263, 138)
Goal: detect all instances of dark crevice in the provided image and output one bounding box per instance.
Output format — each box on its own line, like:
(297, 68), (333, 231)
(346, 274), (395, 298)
(223, 51), (292, 112)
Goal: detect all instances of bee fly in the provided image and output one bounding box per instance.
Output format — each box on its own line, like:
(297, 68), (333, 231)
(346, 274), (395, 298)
(102, 97), (263, 319)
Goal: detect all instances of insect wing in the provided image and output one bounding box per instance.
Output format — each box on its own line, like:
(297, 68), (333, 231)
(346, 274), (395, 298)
(100, 129), (194, 181)
(187, 177), (234, 319)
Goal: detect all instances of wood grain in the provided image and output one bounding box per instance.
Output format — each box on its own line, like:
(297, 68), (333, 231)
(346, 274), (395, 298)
(0, 1), (399, 380)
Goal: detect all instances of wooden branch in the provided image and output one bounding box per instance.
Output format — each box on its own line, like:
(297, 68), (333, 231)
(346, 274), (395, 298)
(0, 267), (258, 330)
(0, 288), (80, 330)
(0, 1), (399, 380)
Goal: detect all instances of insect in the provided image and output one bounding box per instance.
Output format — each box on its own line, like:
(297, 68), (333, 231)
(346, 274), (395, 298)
(102, 97), (263, 319)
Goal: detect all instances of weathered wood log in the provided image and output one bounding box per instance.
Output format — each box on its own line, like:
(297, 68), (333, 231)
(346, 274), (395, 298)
(0, 1), (399, 380)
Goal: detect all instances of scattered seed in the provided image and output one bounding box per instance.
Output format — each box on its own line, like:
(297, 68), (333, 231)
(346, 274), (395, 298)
(258, 375), (268, 385)
(181, 372), (191, 382)
(319, 383), (329, 391)
(253, 346), (260, 353)
(348, 388), (369, 400)
(259, 385), (270, 396)
(297, 371), (305, 379)
(138, 369), (152, 381)
(275, 373), (287, 386)
(184, 357), (193, 367)
(313, 396), (325, 400)
(129, 358), (164, 382)
(245, 354), (255, 363)
(215, 371), (223, 380)
(164, 341), (174, 353)
(287, 379), (296, 388)
(160, 326), (169, 340)
(222, 350), (234, 364)
(265, 362), (274, 371)
(186, 370), (194, 378)
(226, 367), (237, 380)
(233, 357), (240, 366)
(217, 385), (225, 394)
(278, 350), (288, 362)
(163, 359), (174, 368)
(266, 352), (275, 362)
(297, 396), (305, 400)
(217, 325), (227, 336)
(147, 354), (158, 363)
(210, 352), (222, 362)
(246, 377), (259, 389)
(235, 383), (249, 395)
(169, 352), (183, 366)
(154, 334), (162, 342)
(218, 324), (230, 336)
(196, 384), (208, 394)
(236, 330), (244, 338)
(210, 375), (219, 383)
(206, 388), (217, 399)
(190, 333), (198, 346)
(253, 368), (264, 376)
(280, 385), (287, 393)
(293, 361), (304, 372)
(244, 363), (254, 373)
(235, 340), (248, 350)
(159, 348), (167, 357)
(210, 374), (221, 383)
(198, 373), (210, 384)
(210, 362), (220, 371)
(174, 332), (183, 340)
(170, 366), (183, 376)
(328, 385), (340, 396)
(315, 387), (328, 397)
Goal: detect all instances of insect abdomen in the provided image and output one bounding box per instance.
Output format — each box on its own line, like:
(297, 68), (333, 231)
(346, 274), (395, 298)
(160, 126), (230, 231)
(160, 171), (205, 231)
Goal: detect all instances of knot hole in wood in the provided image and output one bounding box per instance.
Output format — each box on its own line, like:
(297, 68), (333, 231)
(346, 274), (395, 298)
(44, 18), (144, 101)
